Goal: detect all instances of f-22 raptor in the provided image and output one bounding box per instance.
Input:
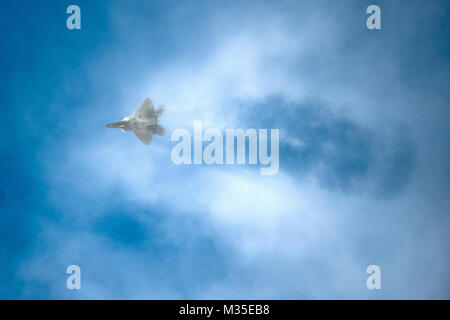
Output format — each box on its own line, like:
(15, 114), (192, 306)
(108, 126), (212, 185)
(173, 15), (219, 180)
(106, 98), (165, 145)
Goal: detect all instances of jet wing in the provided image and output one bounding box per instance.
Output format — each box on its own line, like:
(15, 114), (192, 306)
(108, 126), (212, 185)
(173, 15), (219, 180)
(134, 98), (154, 119)
(134, 126), (154, 145)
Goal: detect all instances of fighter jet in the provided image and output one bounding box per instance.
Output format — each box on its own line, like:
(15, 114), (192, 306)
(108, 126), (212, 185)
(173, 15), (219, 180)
(106, 98), (165, 145)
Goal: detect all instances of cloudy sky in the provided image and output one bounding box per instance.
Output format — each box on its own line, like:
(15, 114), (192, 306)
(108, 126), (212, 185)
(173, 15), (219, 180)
(0, 0), (449, 299)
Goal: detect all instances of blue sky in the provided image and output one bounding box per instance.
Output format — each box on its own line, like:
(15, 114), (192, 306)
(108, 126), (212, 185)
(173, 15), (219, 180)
(0, 0), (449, 299)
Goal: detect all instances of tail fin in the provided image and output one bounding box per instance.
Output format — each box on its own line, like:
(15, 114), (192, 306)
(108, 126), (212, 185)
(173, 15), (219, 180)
(154, 125), (165, 136)
(156, 105), (165, 117)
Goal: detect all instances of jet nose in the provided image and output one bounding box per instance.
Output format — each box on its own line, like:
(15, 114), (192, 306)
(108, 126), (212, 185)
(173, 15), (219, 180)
(106, 121), (124, 128)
